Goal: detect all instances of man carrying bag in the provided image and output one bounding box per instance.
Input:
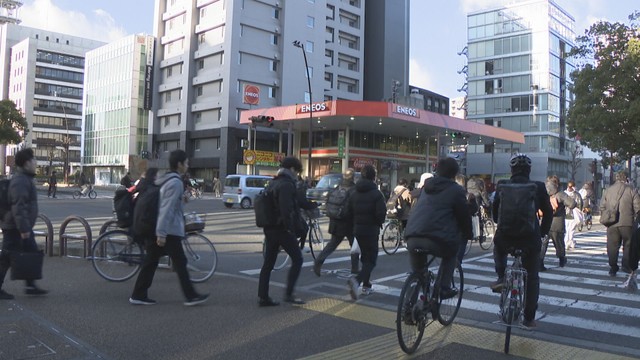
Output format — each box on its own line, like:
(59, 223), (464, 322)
(0, 148), (47, 300)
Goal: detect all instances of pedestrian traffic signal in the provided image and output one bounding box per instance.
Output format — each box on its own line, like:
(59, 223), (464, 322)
(451, 132), (462, 138)
(250, 115), (275, 127)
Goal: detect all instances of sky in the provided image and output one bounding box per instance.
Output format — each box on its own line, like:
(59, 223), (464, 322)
(15, 0), (639, 100)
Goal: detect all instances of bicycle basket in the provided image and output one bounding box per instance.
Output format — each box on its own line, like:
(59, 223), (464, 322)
(184, 213), (205, 232)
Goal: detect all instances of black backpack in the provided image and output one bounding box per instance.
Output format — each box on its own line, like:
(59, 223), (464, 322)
(496, 182), (538, 239)
(254, 183), (278, 228)
(325, 185), (350, 220)
(133, 178), (171, 236)
(113, 189), (134, 228)
(386, 188), (408, 219)
(0, 179), (10, 220)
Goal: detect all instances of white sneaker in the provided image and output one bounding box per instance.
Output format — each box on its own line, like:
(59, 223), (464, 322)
(361, 287), (373, 296)
(347, 277), (359, 300)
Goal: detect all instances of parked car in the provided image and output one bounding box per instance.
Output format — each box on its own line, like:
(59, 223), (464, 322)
(222, 175), (272, 209)
(306, 172), (361, 211)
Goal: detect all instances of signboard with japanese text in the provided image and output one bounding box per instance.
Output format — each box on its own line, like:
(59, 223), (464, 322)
(338, 131), (345, 158)
(243, 150), (285, 167)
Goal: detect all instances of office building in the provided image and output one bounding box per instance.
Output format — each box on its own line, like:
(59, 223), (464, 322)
(83, 34), (155, 185)
(464, 0), (576, 182)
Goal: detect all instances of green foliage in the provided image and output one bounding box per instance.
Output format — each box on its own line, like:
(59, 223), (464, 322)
(0, 99), (28, 145)
(567, 11), (640, 161)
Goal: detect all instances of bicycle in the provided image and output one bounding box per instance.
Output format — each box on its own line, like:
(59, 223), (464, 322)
(381, 218), (404, 255)
(464, 206), (495, 255)
(73, 184), (97, 199)
(493, 247), (527, 354)
(577, 207), (592, 231)
(185, 186), (202, 200)
(396, 248), (464, 354)
(91, 213), (217, 283)
(262, 208), (325, 270)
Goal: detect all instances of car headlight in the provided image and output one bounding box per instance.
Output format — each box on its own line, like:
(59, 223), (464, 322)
(321, 191), (328, 198)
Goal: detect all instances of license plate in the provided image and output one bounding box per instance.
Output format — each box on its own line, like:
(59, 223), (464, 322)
(225, 198), (233, 203)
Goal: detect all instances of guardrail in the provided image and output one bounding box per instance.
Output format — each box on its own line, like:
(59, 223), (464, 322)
(58, 215), (93, 258)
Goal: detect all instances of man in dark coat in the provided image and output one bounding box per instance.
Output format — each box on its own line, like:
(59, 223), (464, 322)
(48, 171), (57, 198)
(313, 168), (358, 276)
(599, 171), (640, 277)
(541, 175), (575, 270)
(346, 165), (386, 300)
(405, 158), (473, 300)
(258, 157), (306, 306)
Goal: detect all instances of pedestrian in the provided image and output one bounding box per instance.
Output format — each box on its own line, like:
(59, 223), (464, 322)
(313, 168), (359, 277)
(212, 177), (221, 197)
(599, 171), (640, 277)
(295, 174), (318, 252)
(564, 180), (583, 250)
(48, 171), (57, 198)
(409, 172), (433, 209)
(0, 148), (48, 299)
(346, 164), (386, 300)
(541, 175), (575, 270)
(467, 176), (490, 210)
(391, 178), (412, 229)
(258, 156), (306, 306)
(454, 174), (478, 262)
(120, 172), (133, 188)
(404, 158), (472, 301)
(129, 150), (209, 306)
(490, 154), (553, 329)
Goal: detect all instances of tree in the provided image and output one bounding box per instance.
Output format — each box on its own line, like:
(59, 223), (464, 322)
(567, 11), (640, 162)
(567, 144), (583, 181)
(0, 99), (28, 145)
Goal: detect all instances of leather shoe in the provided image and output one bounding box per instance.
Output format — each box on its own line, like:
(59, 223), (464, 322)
(258, 297), (280, 307)
(284, 295), (305, 305)
(25, 287), (48, 296)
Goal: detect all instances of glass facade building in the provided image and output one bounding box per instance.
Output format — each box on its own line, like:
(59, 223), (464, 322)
(83, 34), (154, 184)
(465, 0), (576, 182)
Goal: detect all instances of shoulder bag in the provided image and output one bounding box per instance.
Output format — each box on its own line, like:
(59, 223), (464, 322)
(600, 186), (625, 227)
(10, 239), (44, 281)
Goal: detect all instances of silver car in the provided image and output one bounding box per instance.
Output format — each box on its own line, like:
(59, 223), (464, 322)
(222, 175), (272, 209)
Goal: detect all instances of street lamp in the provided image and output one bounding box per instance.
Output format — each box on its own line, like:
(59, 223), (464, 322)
(292, 40), (313, 180)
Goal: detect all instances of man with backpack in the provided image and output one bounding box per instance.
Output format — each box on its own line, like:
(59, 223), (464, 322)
(313, 168), (359, 277)
(490, 153), (553, 329)
(387, 178), (412, 229)
(541, 175), (575, 270)
(129, 150), (208, 306)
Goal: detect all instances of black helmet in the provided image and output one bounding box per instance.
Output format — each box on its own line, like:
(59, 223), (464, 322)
(509, 153), (532, 168)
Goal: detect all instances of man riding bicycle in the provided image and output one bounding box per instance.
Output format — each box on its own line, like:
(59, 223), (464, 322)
(404, 157), (473, 300)
(490, 153), (553, 329)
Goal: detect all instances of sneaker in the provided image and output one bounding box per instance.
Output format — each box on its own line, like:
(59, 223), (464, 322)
(258, 297), (280, 307)
(490, 277), (504, 293)
(440, 287), (458, 300)
(313, 260), (322, 277)
(129, 297), (157, 305)
(347, 277), (359, 300)
(184, 293), (209, 306)
(361, 286), (373, 296)
(25, 287), (48, 296)
(283, 295), (305, 305)
(520, 318), (537, 330)
(0, 289), (15, 300)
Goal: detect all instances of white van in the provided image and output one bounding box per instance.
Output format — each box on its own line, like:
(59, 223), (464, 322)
(222, 175), (272, 209)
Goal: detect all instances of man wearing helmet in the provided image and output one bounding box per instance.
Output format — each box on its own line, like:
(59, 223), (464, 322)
(490, 154), (553, 329)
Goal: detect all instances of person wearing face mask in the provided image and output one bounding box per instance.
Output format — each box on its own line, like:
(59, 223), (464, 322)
(541, 176), (575, 270)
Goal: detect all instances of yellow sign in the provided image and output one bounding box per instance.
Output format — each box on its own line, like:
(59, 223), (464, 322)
(243, 150), (257, 165)
(244, 150), (285, 167)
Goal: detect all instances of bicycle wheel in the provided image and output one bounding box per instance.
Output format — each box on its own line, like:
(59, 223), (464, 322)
(89, 190), (97, 199)
(91, 230), (143, 282)
(308, 222), (325, 260)
(183, 233), (217, 283)
(99, 219), (120, 235)
(382, 221), (401, 255)
(480, 219), (495, 250)
(437, 262), (464, 325)
(72, 190), (81, 199)
(396, 273), (427, 354)
(263, 238), (290, 271)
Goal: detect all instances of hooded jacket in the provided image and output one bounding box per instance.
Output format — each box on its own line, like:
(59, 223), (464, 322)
(155, 172), (185, 238)
(1, 167), (38, 233)
(600, 180), (640, 228)
(347, 178), (386, 238)
(545, 179), (575, 232)
(404, 176), (473, 246)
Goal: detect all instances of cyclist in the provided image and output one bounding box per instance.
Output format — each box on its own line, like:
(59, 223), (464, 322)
(404, 157), (473, 300)
(490, 153), (553, 329)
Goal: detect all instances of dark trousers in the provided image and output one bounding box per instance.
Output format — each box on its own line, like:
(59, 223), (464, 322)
(494, 244), (540, 322)
(408, 239), (458, 290)
(259, 227), (303, 299)
(607, 226), (634, 273)
(355, 234), (378, 288)
(541, 230), (565, 262)
(316, 233), (354, 264)
(48, 184), (57, 197)
(131, 235), (198, 300)
(0, 229), (38, 289)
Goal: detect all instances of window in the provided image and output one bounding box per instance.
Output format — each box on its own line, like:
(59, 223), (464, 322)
(177, 114), (182, 125)
(306, 41), (314, 53)
(270, 60), (277, 71)
(165, 92), (171, 102)
(200, 7), (206, 19)
(164, 117), (169, 127)
(270, 34), (278, 45)
(197, 86), (203, 96)
(304, 91), (311, 103)
(269, 87), (277, 98)
(167, 67), (173, 77)
(195, 139), (200, 151)
(198, 59), (204, 69)
(273, 8), (279, 19)
(199, 34), (206, 44)
(195, 113), (202, 124)
(307, 16), (315, 28)
(306, 66), (313, 78)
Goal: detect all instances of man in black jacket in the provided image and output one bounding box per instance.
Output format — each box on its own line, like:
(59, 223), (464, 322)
(258, 157), (306, 306)
(404, 158), (473, 300)
(541, 176), (575, 270)
(346, 165), (386, 300)
(0, 148), (48, 299)
(313, 168), (358, 276)
(490, 154), (553, 329)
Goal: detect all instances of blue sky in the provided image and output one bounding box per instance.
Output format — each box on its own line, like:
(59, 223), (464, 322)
(17, 0), (638, 99)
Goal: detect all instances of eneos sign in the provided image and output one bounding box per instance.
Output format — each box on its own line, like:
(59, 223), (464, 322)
(243, 84), (260, 105)
(296, 101), (331, 114)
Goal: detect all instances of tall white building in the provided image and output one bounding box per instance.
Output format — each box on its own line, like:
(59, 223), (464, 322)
(83, 34), (155, 185)
(151, 0), (408, 180)
(1, 23), (104, 178)
(464, 0), (576, 182)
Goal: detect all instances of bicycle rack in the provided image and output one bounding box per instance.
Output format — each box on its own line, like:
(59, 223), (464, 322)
(58, 215), (93, 258)
(33, 213), (54, 256)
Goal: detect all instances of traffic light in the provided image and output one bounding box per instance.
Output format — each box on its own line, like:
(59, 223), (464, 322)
(451, 132), (462, 138)
(250, 115), (275, 127)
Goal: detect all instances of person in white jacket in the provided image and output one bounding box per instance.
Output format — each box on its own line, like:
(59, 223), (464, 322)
(564, 181), (583, 250)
